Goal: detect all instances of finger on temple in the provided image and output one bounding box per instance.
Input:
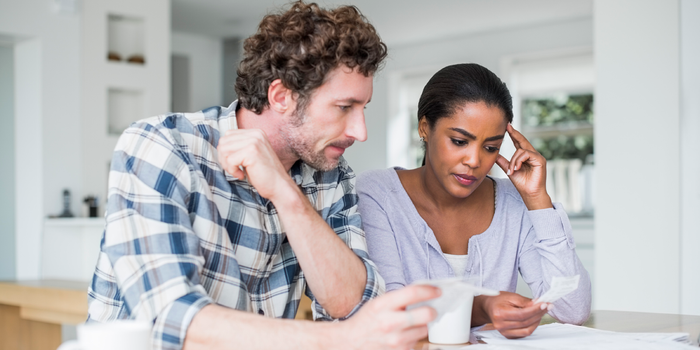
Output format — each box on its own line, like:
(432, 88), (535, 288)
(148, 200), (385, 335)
(507, 124), (536, 152)
(382, 285), (441, 311)
(507, 124), (523, 150)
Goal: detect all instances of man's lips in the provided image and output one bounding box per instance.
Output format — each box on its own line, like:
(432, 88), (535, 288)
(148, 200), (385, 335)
(453, 173), (477, 185)
(327, 140), (355, 155)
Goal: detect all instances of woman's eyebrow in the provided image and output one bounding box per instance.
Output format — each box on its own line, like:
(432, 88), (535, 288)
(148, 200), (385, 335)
(449, 127), (504, 142)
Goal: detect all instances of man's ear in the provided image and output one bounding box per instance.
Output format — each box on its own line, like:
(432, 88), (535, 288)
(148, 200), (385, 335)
(267, 79), (296, 114)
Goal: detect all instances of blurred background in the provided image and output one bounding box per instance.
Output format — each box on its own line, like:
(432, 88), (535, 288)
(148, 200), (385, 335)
(0, 0), (698, 342)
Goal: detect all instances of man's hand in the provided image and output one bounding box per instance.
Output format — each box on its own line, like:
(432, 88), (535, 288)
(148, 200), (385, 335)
(217, 129), (295, 201)
(337, 285), (440, 350)
(475, 292), (549, 339)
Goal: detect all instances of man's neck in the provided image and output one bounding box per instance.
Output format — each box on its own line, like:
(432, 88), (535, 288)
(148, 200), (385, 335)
(236, 107), (300, 172)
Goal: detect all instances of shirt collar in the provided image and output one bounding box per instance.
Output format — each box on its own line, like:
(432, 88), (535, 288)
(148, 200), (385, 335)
(218, 100), (239, 134)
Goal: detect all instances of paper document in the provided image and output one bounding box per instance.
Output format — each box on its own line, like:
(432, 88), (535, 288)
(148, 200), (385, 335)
(535, 275), (580, 304)
(473, 323), (694, 350)
(407, 278), (499, 322)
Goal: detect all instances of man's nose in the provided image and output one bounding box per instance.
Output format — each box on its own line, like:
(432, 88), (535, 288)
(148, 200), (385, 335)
(346, 110), (368, 142)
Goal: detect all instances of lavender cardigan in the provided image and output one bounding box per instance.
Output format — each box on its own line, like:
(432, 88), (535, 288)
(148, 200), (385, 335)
(357, 168), (591, 325)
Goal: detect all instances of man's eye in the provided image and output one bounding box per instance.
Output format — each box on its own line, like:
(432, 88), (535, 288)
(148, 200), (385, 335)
(451, 139), (467, 146)
(339, 105), (350, 111)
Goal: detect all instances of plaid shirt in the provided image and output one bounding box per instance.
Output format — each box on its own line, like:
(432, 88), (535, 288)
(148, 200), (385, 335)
(87, 101), (384, 350)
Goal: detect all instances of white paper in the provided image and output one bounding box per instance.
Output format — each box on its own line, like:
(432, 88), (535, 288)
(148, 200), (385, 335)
(407, 278), (499, 323)
(535, 275), (580, 304)
(473, 323), (694, 350)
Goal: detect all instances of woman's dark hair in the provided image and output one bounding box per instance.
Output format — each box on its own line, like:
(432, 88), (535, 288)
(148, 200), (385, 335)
(418, 63), (513, 165)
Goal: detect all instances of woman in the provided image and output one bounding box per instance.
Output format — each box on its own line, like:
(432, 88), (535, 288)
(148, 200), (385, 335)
(357, 63), (591, 338)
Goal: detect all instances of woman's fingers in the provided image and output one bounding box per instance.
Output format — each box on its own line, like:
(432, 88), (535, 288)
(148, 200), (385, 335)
(507, 124), (536, 152)
(496, 154), (511, 174)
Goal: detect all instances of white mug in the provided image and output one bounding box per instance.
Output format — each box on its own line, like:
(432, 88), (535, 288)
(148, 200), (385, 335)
(428, 295), (473, 344)
(57, 320), (152, 350)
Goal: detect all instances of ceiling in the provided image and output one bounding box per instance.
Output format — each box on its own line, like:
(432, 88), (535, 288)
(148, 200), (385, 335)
(171, 0), (593, 47)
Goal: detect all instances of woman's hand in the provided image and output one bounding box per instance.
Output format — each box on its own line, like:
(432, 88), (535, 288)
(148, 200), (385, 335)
(495, 124), (552, 210)
(474, 292), (550, 339)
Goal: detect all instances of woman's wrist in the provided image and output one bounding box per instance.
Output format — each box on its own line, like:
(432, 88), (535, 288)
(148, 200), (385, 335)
(522, 192), (553, 211)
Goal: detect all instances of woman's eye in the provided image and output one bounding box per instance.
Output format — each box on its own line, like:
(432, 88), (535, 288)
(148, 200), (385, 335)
(485, 146), (500, 153)
(451, 138), (467, 146)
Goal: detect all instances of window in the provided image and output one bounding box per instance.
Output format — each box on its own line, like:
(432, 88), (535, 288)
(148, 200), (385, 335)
(505, 49), (595, 216)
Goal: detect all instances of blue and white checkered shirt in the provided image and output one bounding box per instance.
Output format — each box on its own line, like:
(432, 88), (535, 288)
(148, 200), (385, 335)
(87, 101), (385, 350)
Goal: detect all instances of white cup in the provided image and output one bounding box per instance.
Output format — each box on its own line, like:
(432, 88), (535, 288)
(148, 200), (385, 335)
(428, 294), (473, 344)
(57, 320), (152, 350)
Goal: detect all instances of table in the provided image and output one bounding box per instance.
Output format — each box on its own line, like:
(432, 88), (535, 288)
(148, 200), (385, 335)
(0, 280), (89, 350)
(414, 310), (700, 349)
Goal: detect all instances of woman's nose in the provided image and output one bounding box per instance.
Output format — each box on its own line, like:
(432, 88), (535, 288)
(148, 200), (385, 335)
(462, 147), (480, 168)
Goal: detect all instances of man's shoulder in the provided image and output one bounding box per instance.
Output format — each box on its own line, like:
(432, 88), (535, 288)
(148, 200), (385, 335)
(134, 105), (229, 137)
(119, 103), (236, 156)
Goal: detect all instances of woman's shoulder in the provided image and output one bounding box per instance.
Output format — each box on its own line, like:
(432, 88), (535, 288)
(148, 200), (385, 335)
(357, 168), (402, 193)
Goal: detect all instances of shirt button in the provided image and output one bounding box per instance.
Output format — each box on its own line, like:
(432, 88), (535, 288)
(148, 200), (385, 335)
(258, 309), (265, 316)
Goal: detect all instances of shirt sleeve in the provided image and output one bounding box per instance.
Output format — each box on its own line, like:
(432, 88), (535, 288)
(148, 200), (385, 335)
(103, 121), (214, 350)
(309, 169), (385, 321)
(356, 177), (408, 292)
(518, 202), (592, 325)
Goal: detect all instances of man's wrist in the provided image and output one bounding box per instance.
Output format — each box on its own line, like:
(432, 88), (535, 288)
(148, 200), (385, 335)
(267, 177), (305, 207)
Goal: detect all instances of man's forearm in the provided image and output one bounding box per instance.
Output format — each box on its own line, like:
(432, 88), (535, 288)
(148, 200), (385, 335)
(270, 182), (368, 318)
(184, 304), (337, 350)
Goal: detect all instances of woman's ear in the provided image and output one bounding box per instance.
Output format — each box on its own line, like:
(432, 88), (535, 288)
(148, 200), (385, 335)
(418, 117), (430, 141)
(267, 79), (296, 114)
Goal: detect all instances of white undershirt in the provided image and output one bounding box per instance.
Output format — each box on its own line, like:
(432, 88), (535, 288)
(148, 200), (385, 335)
(443, 253), (469, 277)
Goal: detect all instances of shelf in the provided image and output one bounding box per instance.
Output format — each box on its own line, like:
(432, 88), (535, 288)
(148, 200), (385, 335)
(44, 217), (103, 228)
(108, 87), (144, 135)
(522, 121), (593, 139)
(107, 13), (145, 65)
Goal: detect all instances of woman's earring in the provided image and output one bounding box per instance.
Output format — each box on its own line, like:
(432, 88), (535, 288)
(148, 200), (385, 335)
(419, 136), (425, 142)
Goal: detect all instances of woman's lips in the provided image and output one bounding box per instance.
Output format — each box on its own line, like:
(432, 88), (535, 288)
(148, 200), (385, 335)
(453, 174), (477, 186)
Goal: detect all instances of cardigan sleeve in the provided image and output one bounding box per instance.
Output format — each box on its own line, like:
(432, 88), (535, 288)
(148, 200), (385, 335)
(518, 202), (592, 325)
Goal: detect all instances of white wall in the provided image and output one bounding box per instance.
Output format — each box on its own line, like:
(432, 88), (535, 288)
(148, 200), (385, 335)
(680, 0), (700, 316)
(0, 0), (83, 279)
(344, 18), (593, 174)
(0, 44), (15, 279)
(594, 0), (690, 314)
(172, 31), (223, 111)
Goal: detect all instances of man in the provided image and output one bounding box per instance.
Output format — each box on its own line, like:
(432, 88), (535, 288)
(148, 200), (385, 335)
(87, 2), (438, 350)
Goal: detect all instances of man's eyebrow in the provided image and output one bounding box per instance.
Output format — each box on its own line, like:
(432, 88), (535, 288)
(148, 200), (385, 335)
(449, 127), (504, 142)
(336, 97), (370, 105)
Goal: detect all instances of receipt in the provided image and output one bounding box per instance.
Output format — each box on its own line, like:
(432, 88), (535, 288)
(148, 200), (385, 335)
(535, 275), (580, 304)
(407, 278), (499, 322)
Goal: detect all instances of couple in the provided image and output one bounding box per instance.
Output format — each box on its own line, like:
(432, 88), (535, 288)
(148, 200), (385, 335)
(86, 2), (591, 350)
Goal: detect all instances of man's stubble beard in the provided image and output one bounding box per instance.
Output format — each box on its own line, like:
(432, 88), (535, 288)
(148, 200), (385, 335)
(281, 110), (338, 172)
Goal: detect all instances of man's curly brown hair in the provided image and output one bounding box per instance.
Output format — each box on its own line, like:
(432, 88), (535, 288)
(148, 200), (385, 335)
(235, 1), (388, 115)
